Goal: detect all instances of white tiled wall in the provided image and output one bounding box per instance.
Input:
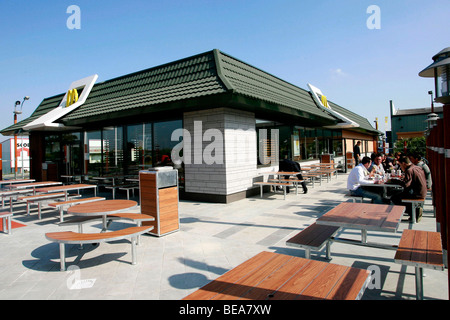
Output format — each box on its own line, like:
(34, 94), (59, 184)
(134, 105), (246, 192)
(184, 108), (257, 195)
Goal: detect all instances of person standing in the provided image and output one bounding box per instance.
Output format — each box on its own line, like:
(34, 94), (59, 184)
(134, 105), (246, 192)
(353, 141), (362, 166)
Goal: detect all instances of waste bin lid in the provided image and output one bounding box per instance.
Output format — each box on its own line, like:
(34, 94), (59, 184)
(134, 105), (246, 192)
(147, 166), (173, 172)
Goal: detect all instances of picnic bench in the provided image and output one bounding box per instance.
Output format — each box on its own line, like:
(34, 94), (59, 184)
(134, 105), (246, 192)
(401, 198), (425, 224)
(48, 197), (106, 222)
(394, 229), (445, 300)
(253, 181), (292, 200)
(18, 193), (81, 219)
(286, 223), (341, 260)
(1, 189), (34, 210)
(0, 210), (13, 235)
(45, 226), (153, 271)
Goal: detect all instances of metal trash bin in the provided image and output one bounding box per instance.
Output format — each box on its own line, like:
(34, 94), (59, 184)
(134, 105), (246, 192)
(139, 167), (179, 237)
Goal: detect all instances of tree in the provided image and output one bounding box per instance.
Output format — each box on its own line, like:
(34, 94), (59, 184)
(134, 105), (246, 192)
(394, 137), (426, 158)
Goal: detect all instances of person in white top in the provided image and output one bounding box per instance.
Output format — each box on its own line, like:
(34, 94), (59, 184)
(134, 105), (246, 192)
(347, 156), (384, 204)
(368, 153), (385, 177)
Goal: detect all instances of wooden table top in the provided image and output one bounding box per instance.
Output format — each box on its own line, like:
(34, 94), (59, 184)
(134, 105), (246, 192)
(67, 199), (137, 216)
(316, 202), (405, 233)
(184, 251), (370, 300)
(0, 179), (35, 185)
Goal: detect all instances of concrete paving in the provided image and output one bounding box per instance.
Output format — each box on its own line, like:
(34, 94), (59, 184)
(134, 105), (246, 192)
(0, 172), (448, 300)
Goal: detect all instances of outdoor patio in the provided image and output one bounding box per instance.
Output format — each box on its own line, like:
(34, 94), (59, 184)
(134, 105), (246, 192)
(0, 172), (447, 300)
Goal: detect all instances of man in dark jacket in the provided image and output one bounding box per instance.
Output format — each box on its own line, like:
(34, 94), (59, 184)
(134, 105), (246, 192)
(391, 156), (427, 221)
(279, 159), (308, 194)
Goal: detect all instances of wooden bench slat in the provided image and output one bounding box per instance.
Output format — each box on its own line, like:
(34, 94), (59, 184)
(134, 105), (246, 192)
(411, 230), (428, 265)
(287, 223), (339, 249)
(46, 226), (151, 243)
(427, 231), (444, 266)
(48, 197), (105, 207)
(395, 229), (444, 269)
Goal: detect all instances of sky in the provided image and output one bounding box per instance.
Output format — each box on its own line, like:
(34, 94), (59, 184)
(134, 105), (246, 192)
(1, 0), (449, 137)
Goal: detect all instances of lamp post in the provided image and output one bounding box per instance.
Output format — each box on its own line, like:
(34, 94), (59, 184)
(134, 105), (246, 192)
(419, 47), (450, 299)
(13, 96), (29, 179)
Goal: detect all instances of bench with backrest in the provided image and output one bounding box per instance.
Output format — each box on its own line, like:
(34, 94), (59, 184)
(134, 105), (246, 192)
(0, 210), (13, 235)
(286, 223), (341, 260)
(253, 181), (292, 200)
(48, 197), (106, 222)
(18, 193), (81, 219)
(394, 229), (444, 300)
(401, 198), (425, 223)
(45, 226), (153, 271)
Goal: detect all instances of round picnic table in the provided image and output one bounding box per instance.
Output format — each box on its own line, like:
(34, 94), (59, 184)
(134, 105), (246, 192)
(67, 199), (138, 231)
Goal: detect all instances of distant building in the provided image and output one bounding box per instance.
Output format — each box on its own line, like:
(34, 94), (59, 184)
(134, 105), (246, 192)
(390, 102), (443, 142)
(1, 137), (30, 175)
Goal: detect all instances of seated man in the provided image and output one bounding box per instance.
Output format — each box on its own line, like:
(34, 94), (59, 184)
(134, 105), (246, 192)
(391, 156), (427, 221)
(347, 156), (384, 204)
(279, 158), (308, 194)
(368, 153), (385, 177)
(408, 152), (432, 189)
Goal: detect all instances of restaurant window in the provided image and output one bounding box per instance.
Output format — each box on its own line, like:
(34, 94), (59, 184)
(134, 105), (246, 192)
(126, 123), (152, 176)
(85, 131), (102, 176)
(44, 134), (61, 163)
(61, 132), (82, 175)
(102, 126), (124, 176)
(153, 120), (182, 166)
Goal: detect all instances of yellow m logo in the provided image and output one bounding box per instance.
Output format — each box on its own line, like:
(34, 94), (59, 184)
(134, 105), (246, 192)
(66, 89), (79, 107)
(321, 95), (329, 108)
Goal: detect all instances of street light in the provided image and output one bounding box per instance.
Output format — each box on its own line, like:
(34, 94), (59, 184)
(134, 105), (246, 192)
(419, 47), (450, 104)
(13, 96), (30, 178)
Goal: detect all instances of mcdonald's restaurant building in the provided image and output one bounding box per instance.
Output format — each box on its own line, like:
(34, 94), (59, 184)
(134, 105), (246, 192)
(1, 49), (381, 203)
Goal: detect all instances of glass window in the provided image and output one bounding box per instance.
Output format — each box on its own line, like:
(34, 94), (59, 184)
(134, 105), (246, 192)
(85, 131), (101, 176)
(127, 123), (152, 176)
(153, 120), (182, 166)
(44, 135), (61, 163)
(102, 127), (124, 176)
(61, 132), (82, 175)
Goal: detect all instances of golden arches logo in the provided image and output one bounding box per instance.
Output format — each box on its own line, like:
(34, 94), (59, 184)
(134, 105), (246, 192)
(321, 95), (329, 109)
(66, 89), (79, 107)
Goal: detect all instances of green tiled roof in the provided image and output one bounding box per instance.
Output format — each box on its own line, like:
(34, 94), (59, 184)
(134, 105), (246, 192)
(1, 93), (65, 135)
(1, 49), (378, 135)
(216, 51), (335, 122)
(61, 51), (227, 122)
